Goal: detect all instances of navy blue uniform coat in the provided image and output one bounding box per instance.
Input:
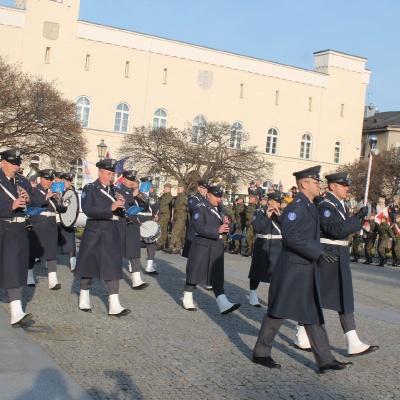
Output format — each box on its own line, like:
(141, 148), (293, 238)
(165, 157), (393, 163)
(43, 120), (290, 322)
(317, 192), (362, 314)
(268, 192), (325, 325)
(186, 200), (233, 286)
(182, 191), (207, 258)
(75, 179), (123, 281)
(115, 184), (148, 258)
(29, 183), (67, 259)
(248, 208), (282, 283)
(0, 171), (38, 288)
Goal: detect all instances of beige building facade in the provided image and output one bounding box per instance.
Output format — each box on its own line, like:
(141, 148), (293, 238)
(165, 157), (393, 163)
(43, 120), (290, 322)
(0, 0), (370, 190)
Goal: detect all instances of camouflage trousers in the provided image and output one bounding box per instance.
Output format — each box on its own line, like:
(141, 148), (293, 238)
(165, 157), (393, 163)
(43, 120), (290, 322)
(246, 226), (255, 255)
(169, 218), (187, 249)
(157, 216), (171, 248)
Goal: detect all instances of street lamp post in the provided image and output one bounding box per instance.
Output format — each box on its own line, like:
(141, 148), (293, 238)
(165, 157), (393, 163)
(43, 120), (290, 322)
(364, 135), (378, 205)
(97, 139), (107, 160)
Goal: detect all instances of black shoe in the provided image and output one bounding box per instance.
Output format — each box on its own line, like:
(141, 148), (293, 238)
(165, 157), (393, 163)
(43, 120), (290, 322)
(293, 344), (313, 352)
(109, 309), (131, 317)
(230, 249), (239, 254)
(27, 283), (36, 288)
(79, 308), (92, 313)
(12, 313), (33, 328)
(351, 258), (359, 262)
(50, 284), (61, 291)
(319, 359), (353, 373)
(221, 303), (241, 315)
(252, 356), (281, 369)
(132, 282), (149, 290)
(145, 270), (159, 275)
(183, 306), (197, 312)
(363, 260), (371, 265)
(349, 345), (379, 357)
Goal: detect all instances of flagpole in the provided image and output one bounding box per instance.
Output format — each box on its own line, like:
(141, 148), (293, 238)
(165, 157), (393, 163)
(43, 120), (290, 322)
(363, 135), (378, 206)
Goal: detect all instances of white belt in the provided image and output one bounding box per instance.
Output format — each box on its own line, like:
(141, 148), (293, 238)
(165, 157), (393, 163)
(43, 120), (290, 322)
(195, 234), (224, 239)
(87, 216), (119, 221)
(320, 238), (349, 246)
(256, 234), (282, 240)
(40, 211), (56, 217)
(0, 217), (26, 223)
(138, 212), (152, 216)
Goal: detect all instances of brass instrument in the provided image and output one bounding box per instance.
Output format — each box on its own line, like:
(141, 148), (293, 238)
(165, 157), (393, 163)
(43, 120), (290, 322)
(15, 175), (33, 230)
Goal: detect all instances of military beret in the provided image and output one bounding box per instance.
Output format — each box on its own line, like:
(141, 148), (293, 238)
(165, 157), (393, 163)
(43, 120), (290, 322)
(208, 185), (224, 198)
(0, 148), (24, 165)
(267, 192), (282, 203)
(249, 194), (258, 200)
(60, 172), (75, 181)
(164, 183), (172, 188)
(39, 169), (55, 180)
(140, 176), (153, 182)
(293, 165), (322, 181)
(122, 170), (137, 181)
(236, 195), (245, 200)
(95, 158), (117, 172)
(325, 172), (350, 186)
(260, 196), (268, 201)
(177, 181), (185, 188)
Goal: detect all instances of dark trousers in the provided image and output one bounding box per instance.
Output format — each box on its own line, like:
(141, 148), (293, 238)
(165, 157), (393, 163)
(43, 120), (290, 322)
(80, 278), (119, 295)
(338, 312), (356, 333)
(254, 315), (335, 367)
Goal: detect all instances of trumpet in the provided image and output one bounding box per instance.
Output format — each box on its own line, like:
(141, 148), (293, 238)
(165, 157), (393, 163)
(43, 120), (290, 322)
(110, 184), (133, 226)
(15, 175), (33, 231)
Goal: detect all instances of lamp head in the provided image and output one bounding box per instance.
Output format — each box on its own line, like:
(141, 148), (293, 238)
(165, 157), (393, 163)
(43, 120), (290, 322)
(369, 135), (378, 149)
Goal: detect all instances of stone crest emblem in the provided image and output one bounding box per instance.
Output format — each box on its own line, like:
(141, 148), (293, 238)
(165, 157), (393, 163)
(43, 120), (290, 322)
(197, 70), (214, 91)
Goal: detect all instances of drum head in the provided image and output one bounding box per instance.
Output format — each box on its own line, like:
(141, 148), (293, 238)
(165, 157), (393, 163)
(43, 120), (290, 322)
(140, 221), (158, 238)
(60, 189), (79, 227)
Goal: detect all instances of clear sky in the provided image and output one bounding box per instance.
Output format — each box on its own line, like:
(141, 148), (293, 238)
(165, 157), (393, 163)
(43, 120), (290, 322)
(1, 0), (398, 111)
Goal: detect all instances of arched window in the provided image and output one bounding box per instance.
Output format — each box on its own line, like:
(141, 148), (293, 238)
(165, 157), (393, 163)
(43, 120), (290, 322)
(334, 141), (342, 164)
(76, 96), (91, 128)
(300, 133), (312, 159)
(191, 115), (207, 144)
(230, 122), (243, 149)
(153, 108), (168, 128)
(114, 102), (130, 133)
(266, 128), (279, 154)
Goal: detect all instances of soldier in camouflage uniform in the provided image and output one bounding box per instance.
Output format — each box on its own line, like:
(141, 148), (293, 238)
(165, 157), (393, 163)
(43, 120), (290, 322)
(377, 216), (395, 267)
(350, 231), (362, 262)
(243, 194), (258, 257)
(391, 214), (400, 266)
(363, 213), (378, 264)
(156, 183), (174, 250)
(231, 195), (246, 254)
(164, 183), (188, 254)
(221, 197), (236, 251)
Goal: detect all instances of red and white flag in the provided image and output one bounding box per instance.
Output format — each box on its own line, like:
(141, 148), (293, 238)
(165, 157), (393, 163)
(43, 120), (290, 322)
(375, 206), (390, 225)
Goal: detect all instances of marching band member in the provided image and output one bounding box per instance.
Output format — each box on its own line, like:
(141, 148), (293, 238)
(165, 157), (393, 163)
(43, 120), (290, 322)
(29, 169), (67, 290)
(57, 172), (77, 271)
(115, 170), (149, 289)
(0, 148), (38, 326)
(183, 184), (241, 315)
(247, 193), (282, 307)
(138, 177), (160, 275)
(74, 159), (131, 316)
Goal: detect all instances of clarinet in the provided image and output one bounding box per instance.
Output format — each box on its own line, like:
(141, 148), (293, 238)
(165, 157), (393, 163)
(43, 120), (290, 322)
(110, 184), (133, 226)
(15, 175), (33, 230)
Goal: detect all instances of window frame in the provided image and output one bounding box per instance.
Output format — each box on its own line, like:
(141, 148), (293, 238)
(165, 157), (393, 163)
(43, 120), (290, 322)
(266, 127), (279, 155)
(230, 121), (243, 149)
(76, 96), (91, 128)
(300, 133), (312, 159)
(153, 108), (168, 129)
(114, 102), (131, 133)
(334, 141), (342, 164)
(191, 115), (207, 144)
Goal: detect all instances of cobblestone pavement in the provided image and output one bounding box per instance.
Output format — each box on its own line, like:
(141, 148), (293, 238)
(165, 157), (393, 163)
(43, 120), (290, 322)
(1, 245), (399, 400)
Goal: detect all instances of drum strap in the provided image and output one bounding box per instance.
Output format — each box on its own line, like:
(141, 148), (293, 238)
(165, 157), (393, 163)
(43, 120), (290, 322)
(0, 183), (17, 201)
(101, 188), (116, 202)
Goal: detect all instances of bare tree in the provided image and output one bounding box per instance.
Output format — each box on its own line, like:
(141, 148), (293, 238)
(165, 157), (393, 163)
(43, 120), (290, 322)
(118, 122), (274, 190)
(0, 57), (88, 168)
(331, 147), (400, 203)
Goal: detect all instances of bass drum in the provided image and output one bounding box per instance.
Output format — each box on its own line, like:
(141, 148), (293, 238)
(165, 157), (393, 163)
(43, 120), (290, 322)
(140, 220), (161, 243)
(59, 189), (87, 228)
